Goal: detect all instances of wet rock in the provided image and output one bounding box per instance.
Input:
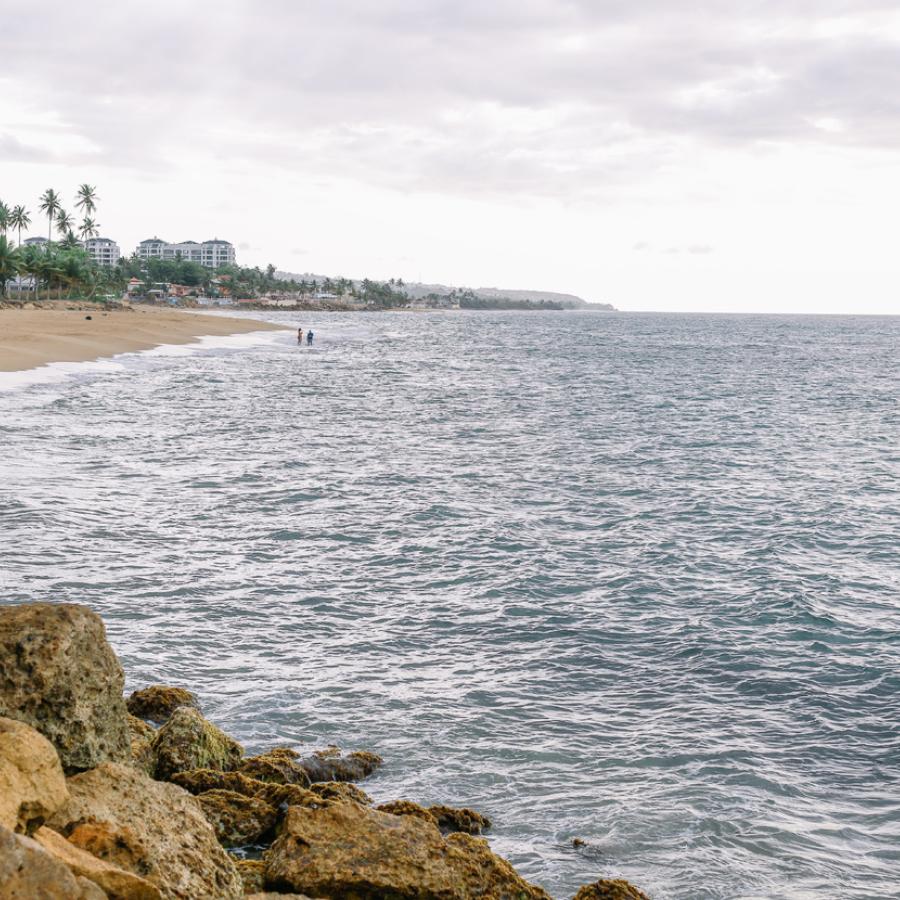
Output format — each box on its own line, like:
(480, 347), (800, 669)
(170, 769), (262, 797)
(376, 799), (439, 824)
(151, 707), (243, 780)
(252, 782), (326, 812)
(0, 603), (131, 772)
(46, 762), (243, 900)
(0, 716), (69, 835)
(264, 802), (550, 899)
(429, 803), (492, 835)
(308, 780), (373, 805)
(298, 747), (383, 783)
(238, 751), (311, 787)
(0, 823), (100, 899)
(235, 858), (265, 893)
(33, 825), (161, 899)
(196, 790), (277, 848)
(127, 716), (157, 778)
(126, 687), (200, 725)
(572, 879), (651, 900)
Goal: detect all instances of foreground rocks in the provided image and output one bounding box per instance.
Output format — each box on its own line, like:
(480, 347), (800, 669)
(47, 762), (243, 899)
(0, 716), (69, 835)
(0, 603), (130, 772)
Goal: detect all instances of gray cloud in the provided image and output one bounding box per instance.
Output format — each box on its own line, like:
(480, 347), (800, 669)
(3, 0), (900, 199)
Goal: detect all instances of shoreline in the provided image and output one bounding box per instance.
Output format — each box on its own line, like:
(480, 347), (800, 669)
(0, 303), (290, 374)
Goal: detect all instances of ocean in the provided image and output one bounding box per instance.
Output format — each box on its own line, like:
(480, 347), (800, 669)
(2, 310), (898, 899)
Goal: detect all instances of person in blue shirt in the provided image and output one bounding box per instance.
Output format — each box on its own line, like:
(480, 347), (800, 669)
(306, 329), (314, 346)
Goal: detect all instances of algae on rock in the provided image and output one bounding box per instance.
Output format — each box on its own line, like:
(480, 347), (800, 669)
(126, 687), (200, 725)
(151, 707), (243, 780)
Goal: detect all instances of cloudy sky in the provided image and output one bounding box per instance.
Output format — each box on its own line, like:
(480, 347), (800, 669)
(3, 1), (899, 312)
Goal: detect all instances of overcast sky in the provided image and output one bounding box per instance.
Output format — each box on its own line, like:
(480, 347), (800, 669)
(3, 1), (899, 313)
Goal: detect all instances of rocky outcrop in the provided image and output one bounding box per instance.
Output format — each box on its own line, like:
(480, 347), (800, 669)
(0, 603), (130, 772)
(235, 858), (266, 893)
(127, 715), (156, 777)
(126, 687), (200, 725)
(238, 751), (311, 787)
(429, 803), (492, 835)
(572, 879), (652, 900)
(298, 747), (383, 783)
(46, 762), (243, 900)
(34, 825), (162, 899)
(376, 799), (440, 824)
(308, 780), (373, 805)
(195, 790), (277, 847)
(0, 823), (104, 899)
(265, 802), (551, 899)
(0, 716), (69, 835)
(151, 707), (243, 780)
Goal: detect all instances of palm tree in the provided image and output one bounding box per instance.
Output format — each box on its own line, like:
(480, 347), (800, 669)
(59, 231), (81, 250)
(75, 184), (98, 217)
(79, 217), (100, 242)
(55, 209), (75, 239)
(39, 189), (62, 243)
(0, 236), (22, 298)
(10, 205), (31, 247)
(0, 202), (9, 239)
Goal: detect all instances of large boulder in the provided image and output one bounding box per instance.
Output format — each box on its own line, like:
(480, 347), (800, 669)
(0, 603), (131, 772)
(0, 716), (69, 835)
(33, 825), (161, 899)
(195, 790), (277, 847)
(0, 823), (104, 899)
(126, 687), (200, 726)
(151, 707), (243, 780)
(572, 880), (651, 900)
(264, 802), (551, 899)
(46, 762), (243, 900)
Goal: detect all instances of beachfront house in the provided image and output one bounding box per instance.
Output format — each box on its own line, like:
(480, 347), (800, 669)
(83, 237), (121, 267)
(136, 237), (236, 268)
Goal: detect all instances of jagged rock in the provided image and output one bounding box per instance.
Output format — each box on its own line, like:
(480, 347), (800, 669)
(235, 858), (265, 893)
(0, 603), (130, 772)
(170, 769), (262, 797)
(0, 823), (102, 898)
(429, 803), (492, 835)
(196, 790), (277, 847)
(572, 879), (651, 900)
(126, 687), (200, 725)
(127, 716), (156, 777)
(298, 747), (383, 783)
(238, 752), (311, 787)
(46, 762), (243, 900)
(308, 780), (373, 805)
(33, 825), (161, 899)
(0, 716), (69, 835)
(151, 707), (243, 780)
(264, 802), (551, 899)
(376, 799), (439, 824)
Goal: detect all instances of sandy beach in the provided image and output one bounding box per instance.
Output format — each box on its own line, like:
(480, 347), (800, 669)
(0, 304), (289, 373)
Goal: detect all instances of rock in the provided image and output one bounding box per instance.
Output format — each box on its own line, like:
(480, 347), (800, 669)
(33, 825), (161, 899)
(238, 752), (310, 787)
(127, 716), (156, 778)
(245, 895), (315, 899)
(0, 603), (131, 773)
(376, 799), (439, 824)
(308, 780), (372, 805)
(235, 858), (265, 893)
(251, 782), (327, 812)
(196, 790), (277, 847)
(46, 762), (243, 900)
(572, 879), (651, 900)
(0, 823), (99, 898)
(126, 687), (200, 726)
(264, 802), (550, 899)
(170, 769), (262, 797)
(429, 803), (492, 835)
(151, 707), (243, 780)
(76, 877), (110, 899)
(0, 716), (69, 835)
(298, 747), (383, 783)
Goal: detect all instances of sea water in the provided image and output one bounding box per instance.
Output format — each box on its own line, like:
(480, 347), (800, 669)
(1, 311), (898, 899)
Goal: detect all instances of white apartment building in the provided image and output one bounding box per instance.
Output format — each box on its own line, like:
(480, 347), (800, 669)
(136, 237), (236, 268)
(84, 237), (121, 267)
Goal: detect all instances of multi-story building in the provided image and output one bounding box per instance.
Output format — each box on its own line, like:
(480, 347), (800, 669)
(136, 237), (236, 268)
(23, 236), (48, 248)
(84, 237), (121, 267)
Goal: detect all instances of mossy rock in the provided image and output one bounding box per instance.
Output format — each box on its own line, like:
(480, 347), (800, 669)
(196, 789), (277, 847)
(127, 686), (200, 725)
(151, 707), (243, 780)
(573, 879), (651, 900)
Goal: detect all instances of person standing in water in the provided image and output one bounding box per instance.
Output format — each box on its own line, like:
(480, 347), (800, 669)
(306, 329), (314, 346)
(297, 327), (304, 344)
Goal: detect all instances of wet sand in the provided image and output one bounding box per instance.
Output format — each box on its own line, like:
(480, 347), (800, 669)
(0, 304), (289, 372)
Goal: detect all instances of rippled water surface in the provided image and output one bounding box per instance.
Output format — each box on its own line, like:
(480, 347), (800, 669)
(2, 311), (900, 899)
